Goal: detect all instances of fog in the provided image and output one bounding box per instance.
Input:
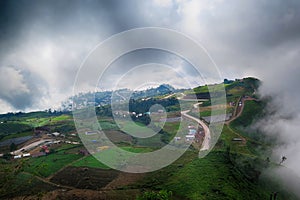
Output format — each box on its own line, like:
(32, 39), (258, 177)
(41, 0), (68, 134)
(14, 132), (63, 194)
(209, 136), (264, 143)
(1, 0), (300, 194)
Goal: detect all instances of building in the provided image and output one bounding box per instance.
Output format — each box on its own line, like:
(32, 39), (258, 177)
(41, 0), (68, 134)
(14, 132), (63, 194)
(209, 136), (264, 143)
(232, 138), (243, 142)
(85, 131), (97, 135)
(186, 135), (195, 141)
(31, 152), (46, 158)
(13, 155), (22, 159)
(188, 129), (197, 135)
(51, 132), (60, 137)
(174, 137), (181, 141)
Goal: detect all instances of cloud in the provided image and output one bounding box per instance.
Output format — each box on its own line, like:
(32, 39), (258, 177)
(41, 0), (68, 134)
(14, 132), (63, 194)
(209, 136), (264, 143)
(0, 0), (299, 115)
(0, 0), (299, 195)
(0, 67), (36, 110)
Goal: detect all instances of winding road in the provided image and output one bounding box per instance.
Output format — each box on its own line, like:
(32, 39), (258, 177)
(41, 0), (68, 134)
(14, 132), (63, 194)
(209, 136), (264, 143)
(181, 110), (211, 151)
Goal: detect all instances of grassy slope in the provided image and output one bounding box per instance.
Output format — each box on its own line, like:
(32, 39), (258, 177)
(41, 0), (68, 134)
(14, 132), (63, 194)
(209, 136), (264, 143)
(1, 78), (296, 199)
(133, 91), (293, 199)
(164, 152), (267, 200)
(24, 153), (83, 178)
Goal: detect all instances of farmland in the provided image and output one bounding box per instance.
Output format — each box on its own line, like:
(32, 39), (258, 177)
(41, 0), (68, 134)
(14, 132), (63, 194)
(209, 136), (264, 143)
(0, 78), (297, 199)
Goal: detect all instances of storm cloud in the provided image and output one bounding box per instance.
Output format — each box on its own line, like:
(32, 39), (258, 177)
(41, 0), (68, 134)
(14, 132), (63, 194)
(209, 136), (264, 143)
(0, 0), (299, 112)
(1, 0), (300, 195)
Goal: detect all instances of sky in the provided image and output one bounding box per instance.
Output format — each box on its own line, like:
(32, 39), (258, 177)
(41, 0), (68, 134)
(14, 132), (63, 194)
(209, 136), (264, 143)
(0, 0), (299, 112)
(1, 0), (300, 194)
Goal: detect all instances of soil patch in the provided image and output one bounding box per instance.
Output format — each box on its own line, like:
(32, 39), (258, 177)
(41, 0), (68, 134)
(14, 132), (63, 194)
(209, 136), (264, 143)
(50, 166), (119, 190)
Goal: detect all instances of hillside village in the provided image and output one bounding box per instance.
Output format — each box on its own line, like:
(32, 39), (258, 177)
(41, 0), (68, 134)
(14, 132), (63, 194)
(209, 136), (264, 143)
(0, 78), (296, 199)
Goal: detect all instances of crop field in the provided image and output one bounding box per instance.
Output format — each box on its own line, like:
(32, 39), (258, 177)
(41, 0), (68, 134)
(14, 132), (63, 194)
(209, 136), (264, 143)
(99, 120), (120, 130)
(51, 114), (72, 122)
(0, 122), (32, 136)
(0, 172), (58, 198)
(0, 131), (33, 142)
(24, 152), (83, 177)
(72, 146), (153, 169)
(72, 155), (110, 169)
(104, 130), (134, 144)
(50, 166), (120, 190)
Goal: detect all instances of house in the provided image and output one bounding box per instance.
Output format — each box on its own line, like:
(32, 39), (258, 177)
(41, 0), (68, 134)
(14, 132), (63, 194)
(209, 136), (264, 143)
(13, 155), (22, 159)
(31, 152), (46, 158)
(188, 129), (197, 135)
(232, 138), (243, 142)
(85, 131), (97, 135)
(41, 145), (50, 153)
(51, 132), (60, 137)
(72, 141), (80, 145)
(23, 153), (31, 157)
(79, 149), (89, 156)
(174, 137), (181, 141)
(185, 135), (195, 141)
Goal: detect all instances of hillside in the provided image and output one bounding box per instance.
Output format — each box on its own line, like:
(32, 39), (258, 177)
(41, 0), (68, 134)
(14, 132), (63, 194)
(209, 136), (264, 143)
(0, 77), (297, 199)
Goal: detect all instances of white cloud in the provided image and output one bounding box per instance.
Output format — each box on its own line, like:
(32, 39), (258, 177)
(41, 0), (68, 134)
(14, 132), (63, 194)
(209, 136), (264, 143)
(0, 67), (29, 96)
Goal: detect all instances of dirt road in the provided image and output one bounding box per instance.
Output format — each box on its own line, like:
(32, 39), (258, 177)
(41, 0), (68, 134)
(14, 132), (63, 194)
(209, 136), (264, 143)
(12, 139), (53, 155)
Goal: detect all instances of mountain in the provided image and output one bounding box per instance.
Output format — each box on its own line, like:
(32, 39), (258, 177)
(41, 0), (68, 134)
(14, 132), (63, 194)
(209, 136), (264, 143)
(0, 77), (297, 200)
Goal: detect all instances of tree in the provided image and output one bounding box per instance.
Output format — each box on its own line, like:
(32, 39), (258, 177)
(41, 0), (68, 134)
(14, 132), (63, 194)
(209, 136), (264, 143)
(10, 142), (17, 152)
(137, 190), (172, 200)
(279, 156), (287, 165)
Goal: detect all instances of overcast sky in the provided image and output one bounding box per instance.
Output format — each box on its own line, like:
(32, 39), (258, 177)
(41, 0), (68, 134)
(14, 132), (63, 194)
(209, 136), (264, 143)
(1, 0), (300, 194)
(0, 0), (299, 112)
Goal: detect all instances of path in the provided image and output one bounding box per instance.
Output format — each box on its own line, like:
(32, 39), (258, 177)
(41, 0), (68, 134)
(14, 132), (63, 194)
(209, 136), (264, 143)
(22, 172), (76, 190)
(193, 102), (203, 109)
(163, 93), (175, 99)
(225, 97), (258, 143)
(225, 96), (257, 125)
(46, 155), (87, 181)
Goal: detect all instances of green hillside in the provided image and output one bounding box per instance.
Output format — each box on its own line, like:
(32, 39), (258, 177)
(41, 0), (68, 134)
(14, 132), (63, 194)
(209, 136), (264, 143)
(0, 77), (297, 199)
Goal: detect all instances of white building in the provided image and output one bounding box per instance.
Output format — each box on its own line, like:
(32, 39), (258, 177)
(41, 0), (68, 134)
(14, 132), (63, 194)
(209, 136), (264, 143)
(23, 153), (31, 157)
(52, 132), (60, 137)
(186, 135), (195, 141)
(13, 155), (22, 159)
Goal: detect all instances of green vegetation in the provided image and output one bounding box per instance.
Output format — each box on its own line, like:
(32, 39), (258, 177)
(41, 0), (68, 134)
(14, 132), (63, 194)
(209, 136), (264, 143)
(1, 172), (57, 198)
(163, 151), (286, 200)
(218, 125), (253, 155)
(99, 120), (119, 130)
(231, 100), (264, 128)
(72, 155), (110, 169)
(0, 131), (32, 142)
(137, 190), (172, 200)
(51, 114), (71, 122)
(24, 152), (83, 177)
(230, 100), (265, 142)
(0, 122), (32, 137)
(0, 77), (296, 199)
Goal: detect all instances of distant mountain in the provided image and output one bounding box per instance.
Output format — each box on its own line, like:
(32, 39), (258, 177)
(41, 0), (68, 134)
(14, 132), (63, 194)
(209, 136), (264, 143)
(62, 84), (180, 111)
